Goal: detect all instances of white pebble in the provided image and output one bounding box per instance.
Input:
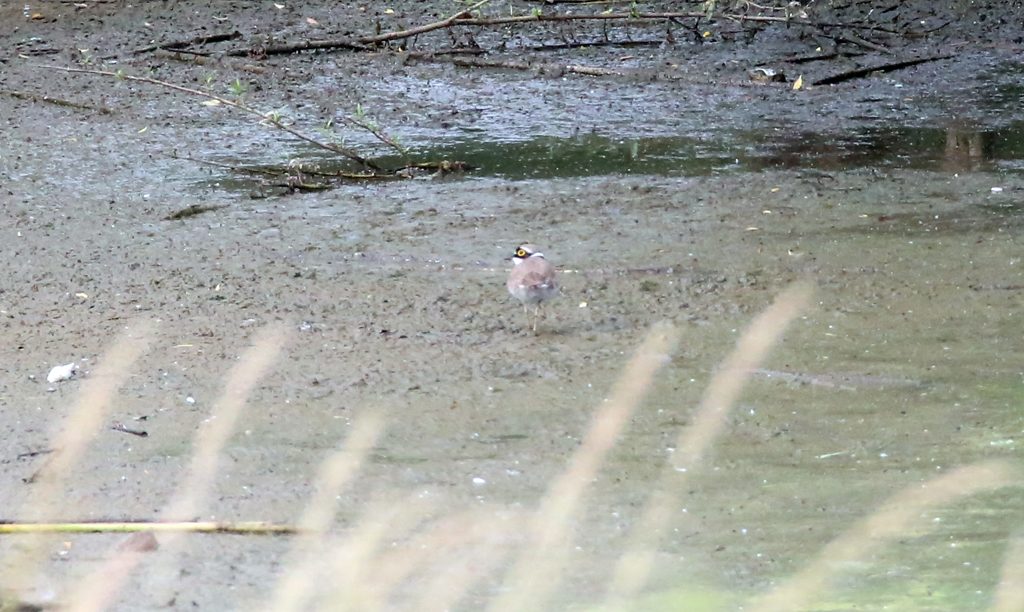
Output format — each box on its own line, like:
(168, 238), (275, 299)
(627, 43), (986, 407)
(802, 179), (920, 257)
(46, 362), (78, 383)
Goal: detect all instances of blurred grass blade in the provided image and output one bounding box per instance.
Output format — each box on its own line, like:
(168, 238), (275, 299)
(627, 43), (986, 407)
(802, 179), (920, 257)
(489, 321), (679, 612)
(2, 321), (154, 596)
(267, 412), (386, 612)
(67, 323), (288, 612)
(323, 494), (436, 611)
(753, 460), (1016, 612)
(607, 282), (812, 603)
(993, 533), (1024, 612)
(411, 509), (520, 612)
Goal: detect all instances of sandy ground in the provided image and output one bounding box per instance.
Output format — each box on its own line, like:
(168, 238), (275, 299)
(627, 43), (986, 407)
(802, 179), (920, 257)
(1, 1), (1023, 610)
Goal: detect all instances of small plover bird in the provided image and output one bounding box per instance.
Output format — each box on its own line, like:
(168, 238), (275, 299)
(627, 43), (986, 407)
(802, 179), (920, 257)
(507, 243), (558, 332)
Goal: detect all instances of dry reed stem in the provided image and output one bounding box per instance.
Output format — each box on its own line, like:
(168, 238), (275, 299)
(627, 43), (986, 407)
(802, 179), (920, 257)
(323, 494), (437, 611)
(753, 459), (1016, 612)
(993, 533), (1024, 612)
(606, 282), (813, 602)
(67, 323), (288, 612)
(2, 321), (154, 596)
(488, 321), (680, 612)
(266, 412), (386, 612)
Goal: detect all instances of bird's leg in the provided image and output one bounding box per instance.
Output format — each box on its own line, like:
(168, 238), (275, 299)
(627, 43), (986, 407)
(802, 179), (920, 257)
(532, 305), (540, 333)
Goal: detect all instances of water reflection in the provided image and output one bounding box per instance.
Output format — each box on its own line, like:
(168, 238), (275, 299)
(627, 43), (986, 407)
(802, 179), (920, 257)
(205, 121), (1024, 190)
(363, 121), (1024, 178)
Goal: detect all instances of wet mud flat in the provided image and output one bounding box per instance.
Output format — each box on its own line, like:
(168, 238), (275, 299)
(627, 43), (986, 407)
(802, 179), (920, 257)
(1, 1), (1023, 610)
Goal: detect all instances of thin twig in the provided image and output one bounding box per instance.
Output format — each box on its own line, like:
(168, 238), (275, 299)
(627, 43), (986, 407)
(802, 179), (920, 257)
(36, 65), (383, 171)
(343, 115), (409, 157)
(522, 38), (664, 52)
(415, 54), (624, 77)
(222, 8), (895, 58)
(0, 521), (298, 535)
(357, 0), (490, 45)
(0, 88), (113, 113)
(837, 31), (892, 54)
(453, 10), (702, 28)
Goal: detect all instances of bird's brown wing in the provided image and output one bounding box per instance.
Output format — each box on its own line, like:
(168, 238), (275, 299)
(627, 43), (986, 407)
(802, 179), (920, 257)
(521, 271), (555, 289)
(520, 259), (557, 289)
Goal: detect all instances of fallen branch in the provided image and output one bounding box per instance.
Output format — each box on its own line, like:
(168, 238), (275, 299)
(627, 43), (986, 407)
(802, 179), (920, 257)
(522, 38), (665, 52)
(812, 53), (954, 86)
(450, 10), (702, 28)
(221, 7), (897, 58)
(171, 154), (429, 184)
(131, 30), (241, 55)
(449, 11), (897, 34)
(358, 0), (490, 45)
(0, 88), (113, 114)
(224, 0), (490, 56)
(155, 49), (269, 74)
(224, 38), (372, 57)
(412, 53), (624, 76)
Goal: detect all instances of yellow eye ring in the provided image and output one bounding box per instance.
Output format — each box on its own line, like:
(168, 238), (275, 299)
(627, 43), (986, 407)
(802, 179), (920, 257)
(516, 249), (527, 257)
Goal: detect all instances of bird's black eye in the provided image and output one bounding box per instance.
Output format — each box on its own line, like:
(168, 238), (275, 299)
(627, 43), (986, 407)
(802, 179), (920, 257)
(516, 248), (527, 258)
